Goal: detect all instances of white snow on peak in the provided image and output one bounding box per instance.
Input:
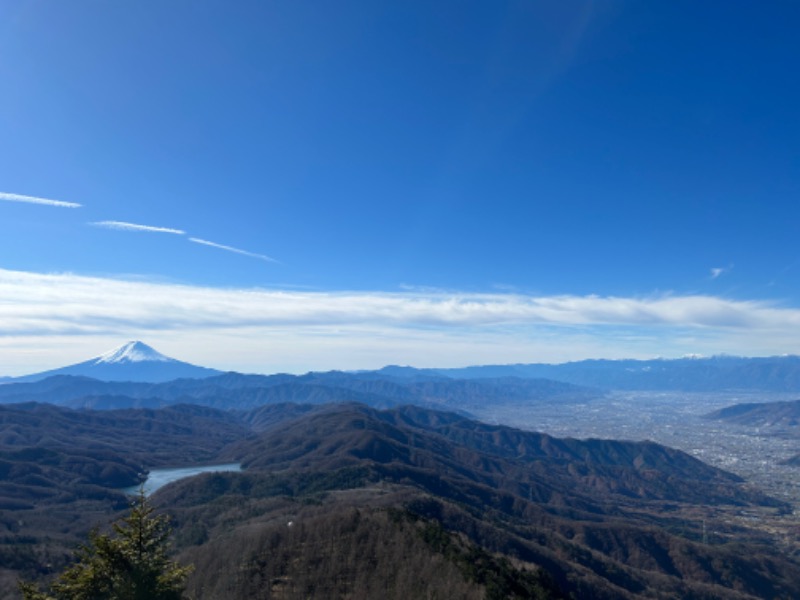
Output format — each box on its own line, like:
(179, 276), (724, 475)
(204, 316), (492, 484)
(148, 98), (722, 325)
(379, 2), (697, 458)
(93, 341), (172, 364)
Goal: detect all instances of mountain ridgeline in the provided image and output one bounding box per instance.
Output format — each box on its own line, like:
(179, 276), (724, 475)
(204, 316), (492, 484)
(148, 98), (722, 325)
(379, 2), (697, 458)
(2, 401), (799, 599)
(8, 341), (222, 384)
(423, 354), (800, 392)
(4, 343), (800, 598)
(706, 398), (800, 429)
(0, 370), (600, 413)
(7, 344), (800, 412)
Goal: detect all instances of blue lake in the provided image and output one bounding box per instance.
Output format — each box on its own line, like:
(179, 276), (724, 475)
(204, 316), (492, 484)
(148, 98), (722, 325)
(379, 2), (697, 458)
(123, 463), (241, 496)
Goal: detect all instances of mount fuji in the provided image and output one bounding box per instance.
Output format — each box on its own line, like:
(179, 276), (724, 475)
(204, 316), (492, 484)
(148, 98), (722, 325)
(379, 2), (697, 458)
(10, 341), (223, 383)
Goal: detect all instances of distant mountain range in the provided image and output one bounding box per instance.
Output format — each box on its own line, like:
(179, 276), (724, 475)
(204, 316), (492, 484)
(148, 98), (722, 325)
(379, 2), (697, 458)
(417, 354), (800, 392)
(6, 342), (800, 399)
(0, 369), (598, 412)
(6, 344), (800, 597)
(6, 341), (222, 383)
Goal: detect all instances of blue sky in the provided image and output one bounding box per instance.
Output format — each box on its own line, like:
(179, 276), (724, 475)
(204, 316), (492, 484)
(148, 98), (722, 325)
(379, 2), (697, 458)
(1, 1), (800, 375)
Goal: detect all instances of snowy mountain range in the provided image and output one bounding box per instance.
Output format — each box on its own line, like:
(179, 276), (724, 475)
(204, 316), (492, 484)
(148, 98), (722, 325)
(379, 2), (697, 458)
(6, 341), (800, 391)
(7, 341), (222, 383)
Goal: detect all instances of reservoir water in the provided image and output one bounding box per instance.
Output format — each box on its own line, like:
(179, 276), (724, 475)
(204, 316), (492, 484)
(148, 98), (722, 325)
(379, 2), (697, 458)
(123, 463), (241, 496)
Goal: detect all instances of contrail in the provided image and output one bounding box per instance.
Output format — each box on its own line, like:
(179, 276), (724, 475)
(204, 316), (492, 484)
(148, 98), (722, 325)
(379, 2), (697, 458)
(91, 221), (186, 235)
(0, 191), (81, 208)
(189, 237), (277, 262)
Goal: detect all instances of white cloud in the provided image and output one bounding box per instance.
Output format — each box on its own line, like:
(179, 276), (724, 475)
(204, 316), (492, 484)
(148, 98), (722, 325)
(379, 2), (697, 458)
(710, 265), (733, 279)
(2, 193), (274, 265)
(90, 221), (186, 235)
(189, 237), (277, 262)
(1, 268), (800, 375)
(0, 191), (81, 208)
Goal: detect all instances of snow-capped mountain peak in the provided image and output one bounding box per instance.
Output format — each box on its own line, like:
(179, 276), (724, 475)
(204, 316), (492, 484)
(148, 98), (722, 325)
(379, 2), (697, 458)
(94, 341), (172, 365)
(8, 341), (222, 383)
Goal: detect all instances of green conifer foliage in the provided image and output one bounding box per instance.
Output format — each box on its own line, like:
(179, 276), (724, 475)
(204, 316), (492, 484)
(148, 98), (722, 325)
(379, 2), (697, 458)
(19, 492), (191, 600)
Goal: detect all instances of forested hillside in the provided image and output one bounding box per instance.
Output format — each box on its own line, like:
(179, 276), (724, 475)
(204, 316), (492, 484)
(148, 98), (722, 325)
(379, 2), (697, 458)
(2, 402), (799, 598)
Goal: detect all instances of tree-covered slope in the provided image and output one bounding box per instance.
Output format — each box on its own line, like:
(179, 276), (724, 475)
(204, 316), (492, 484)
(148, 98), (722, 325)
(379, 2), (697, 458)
(3, 402), (799, 599)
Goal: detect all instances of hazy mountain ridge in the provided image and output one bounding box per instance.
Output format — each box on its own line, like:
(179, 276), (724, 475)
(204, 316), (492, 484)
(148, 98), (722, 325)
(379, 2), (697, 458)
(705, 398), (800, 428)
(7, 344), (800, 395)
(0, 371), (600, 412)
(704, 398), (800, 468)
(429, 355), (800, 391)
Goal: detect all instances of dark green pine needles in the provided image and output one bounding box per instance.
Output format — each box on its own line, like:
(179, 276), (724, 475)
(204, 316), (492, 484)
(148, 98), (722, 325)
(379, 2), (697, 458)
(19, 492), (191, 600)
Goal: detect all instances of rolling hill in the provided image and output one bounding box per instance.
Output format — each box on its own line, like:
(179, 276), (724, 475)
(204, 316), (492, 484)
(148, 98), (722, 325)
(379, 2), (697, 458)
(4, 402), (798, 599)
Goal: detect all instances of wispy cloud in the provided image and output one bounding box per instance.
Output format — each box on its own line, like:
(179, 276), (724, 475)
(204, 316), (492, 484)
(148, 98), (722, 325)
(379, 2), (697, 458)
(189, 237), (277, 262)
(710, 265), (733, 279)
(2, 268), (794, 332)
(90, 221), (186, 235)
(2, 191), (276, 264)
(0, 191), (81, 208)
(88, 224), (275, 262)
(1, 268), (800, 375)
